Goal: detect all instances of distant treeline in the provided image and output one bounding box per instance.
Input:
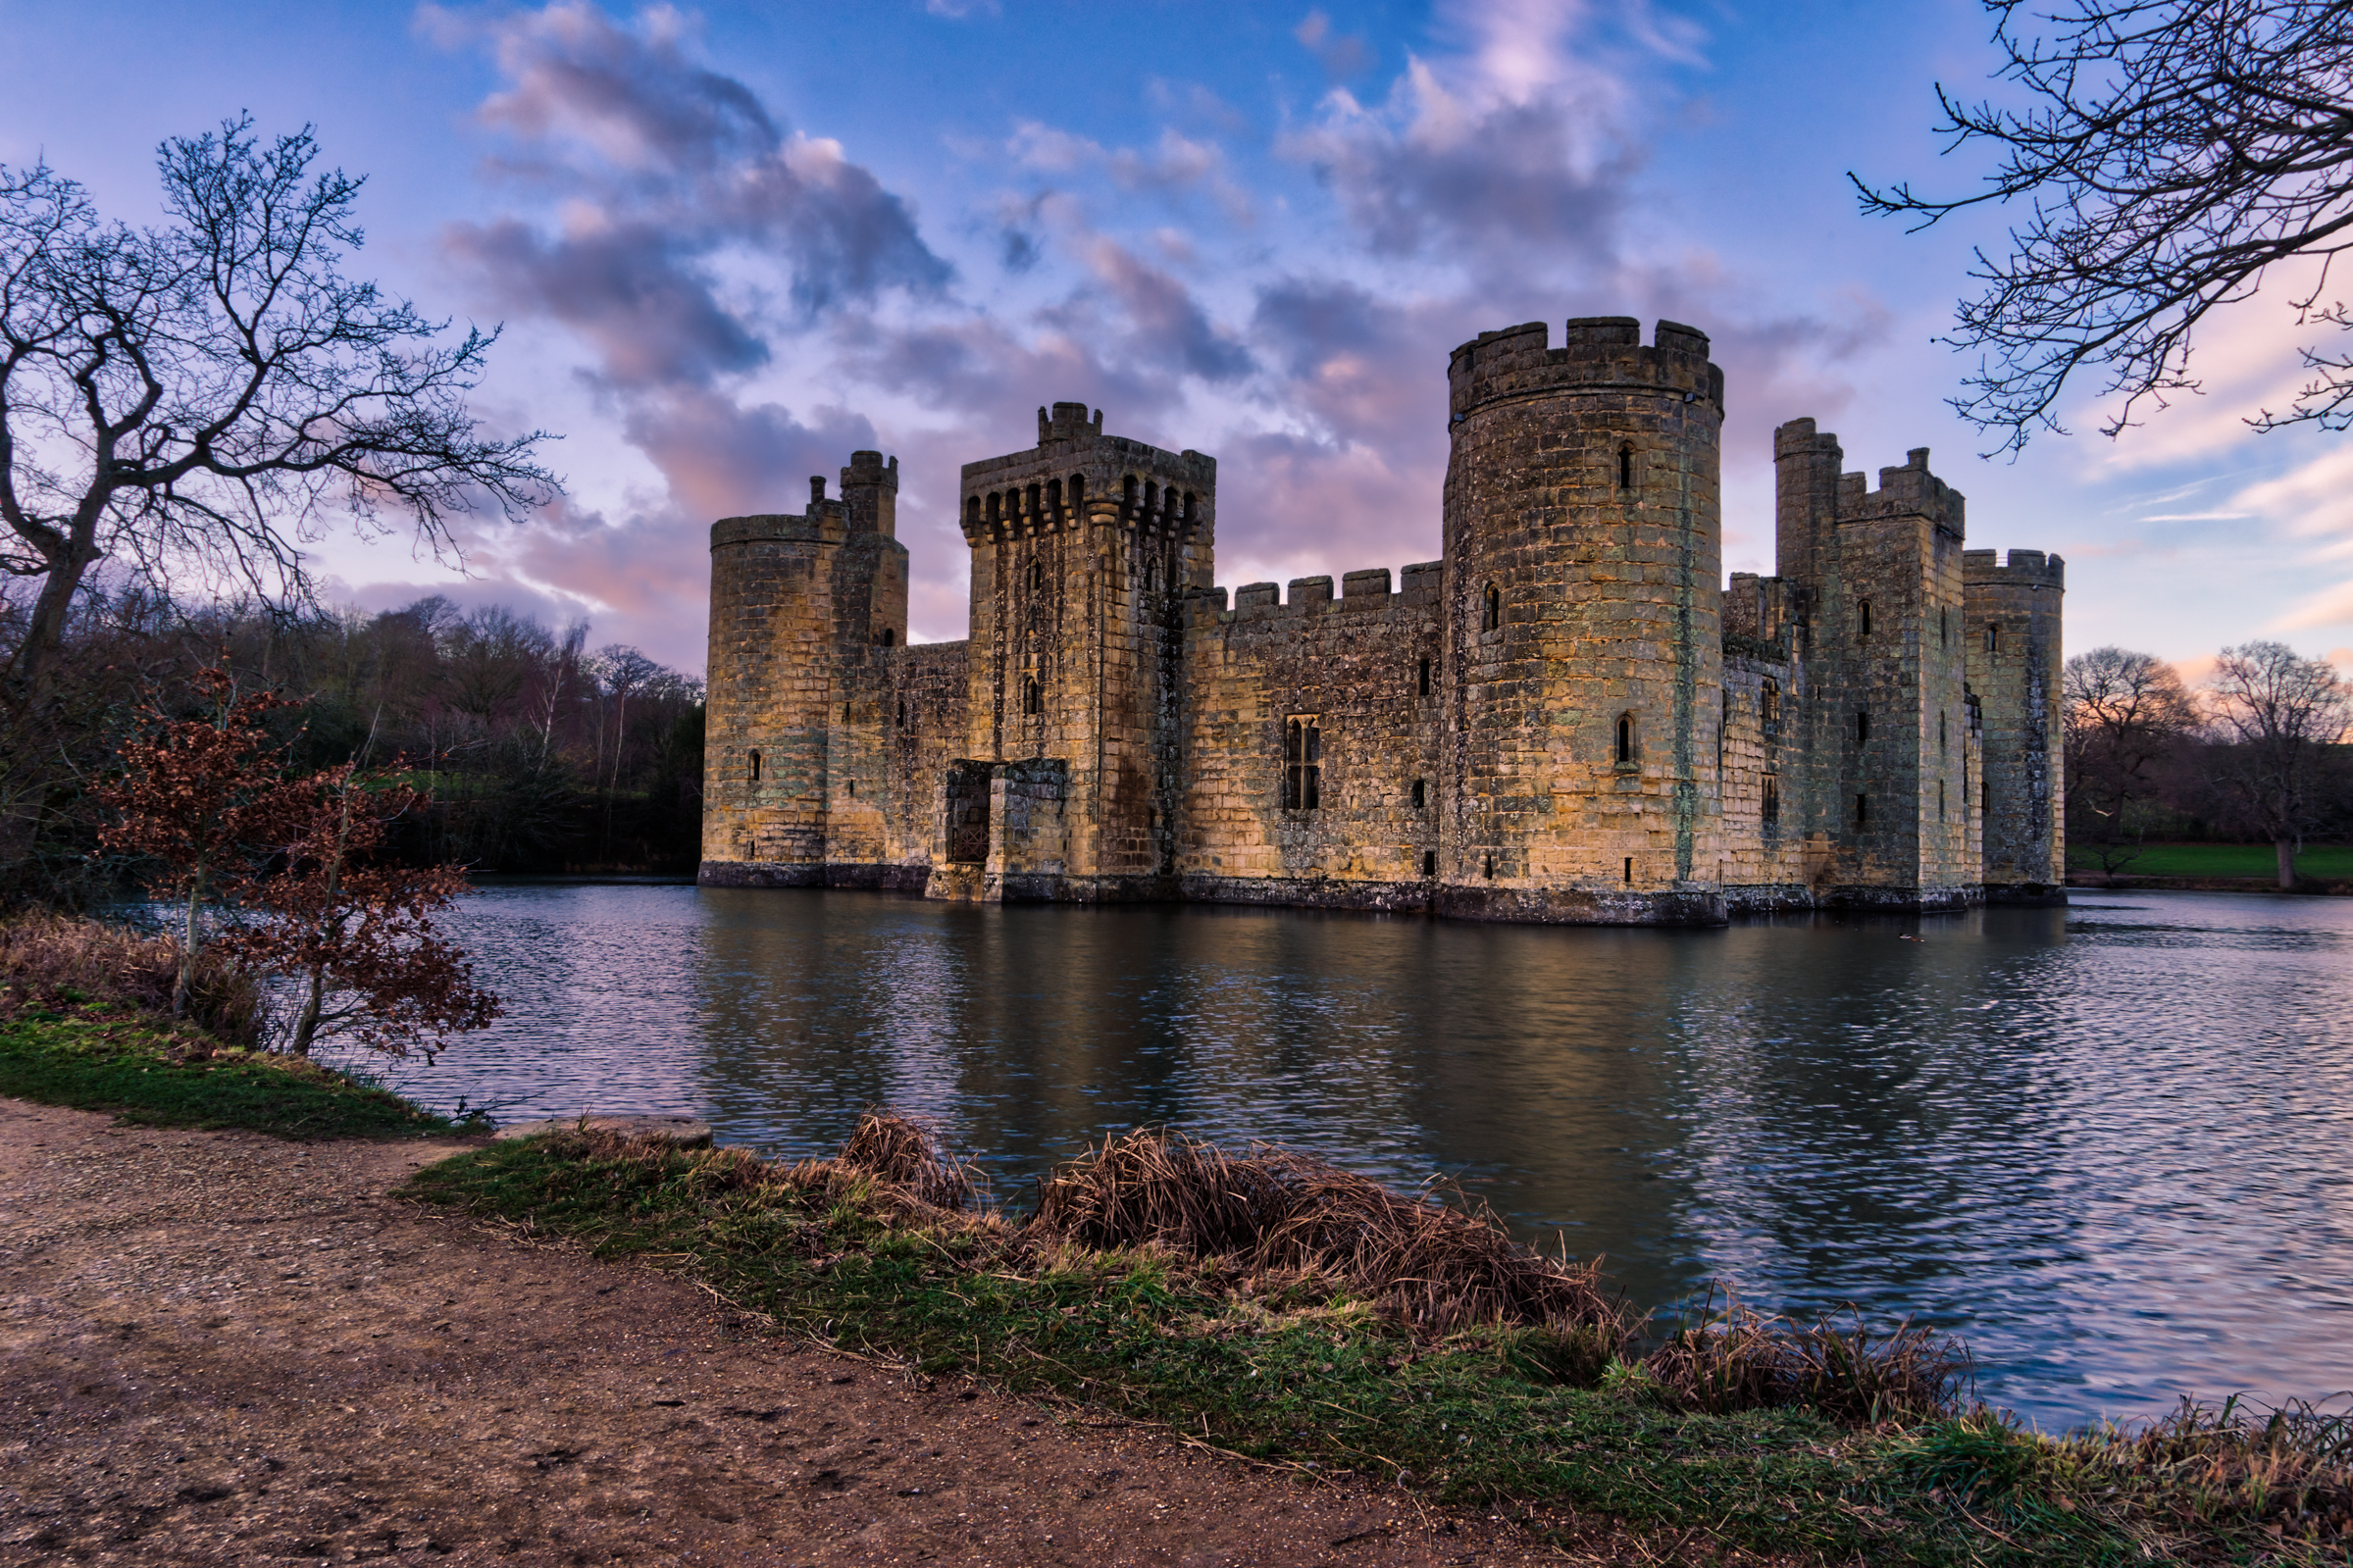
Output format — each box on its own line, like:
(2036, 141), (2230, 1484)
(0, 583), (704, 905)
(2066, 642), (2351, 883)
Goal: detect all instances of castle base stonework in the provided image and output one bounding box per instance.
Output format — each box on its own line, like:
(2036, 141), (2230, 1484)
(700, 324), (2064, 927)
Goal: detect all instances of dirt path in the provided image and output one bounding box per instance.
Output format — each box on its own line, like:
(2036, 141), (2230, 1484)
(0, 1100), (1636, 1567)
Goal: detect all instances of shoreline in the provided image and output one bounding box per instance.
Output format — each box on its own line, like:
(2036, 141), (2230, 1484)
(2068, 870), (2353, 896)
(4, 998), (2347, 1562)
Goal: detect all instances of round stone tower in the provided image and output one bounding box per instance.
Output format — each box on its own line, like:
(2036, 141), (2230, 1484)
(701, 454), (907, 885)
(1439, 317), (1726, 924)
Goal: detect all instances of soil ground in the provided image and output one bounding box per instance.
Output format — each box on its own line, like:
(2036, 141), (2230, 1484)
(0, 1099), (1644, 1567)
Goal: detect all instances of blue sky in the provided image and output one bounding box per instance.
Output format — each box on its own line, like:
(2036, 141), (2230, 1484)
(5, 0), (2347, 677)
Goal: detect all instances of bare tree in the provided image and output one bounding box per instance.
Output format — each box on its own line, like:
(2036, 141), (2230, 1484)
(2065, 646), (2201, 869)
(1854, 1), (2353, 452)
(2205, 640), (2351, 885)
(0, 118), (558, 698)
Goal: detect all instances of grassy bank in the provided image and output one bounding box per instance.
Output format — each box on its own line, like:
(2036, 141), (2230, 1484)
(2070, 842), (2353, 880)
(0, 914), (462, 1138)
(405, 1118), (2352, 1565)
(0, 1004), (461, 1138)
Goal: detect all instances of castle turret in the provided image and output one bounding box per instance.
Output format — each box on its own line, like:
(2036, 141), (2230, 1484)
(1966, 548), (2066, 898)
(702, 458), (909, 884)
(1439, 317), (1726, 924)
(1772, 418), (1843, 644)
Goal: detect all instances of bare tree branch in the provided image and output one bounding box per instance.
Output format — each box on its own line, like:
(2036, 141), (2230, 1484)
(0, 118), (562, 700)
(1854, 0), (2353, 453)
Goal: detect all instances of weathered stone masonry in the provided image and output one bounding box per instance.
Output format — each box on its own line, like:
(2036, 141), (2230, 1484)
(701, 318), (2065, 924)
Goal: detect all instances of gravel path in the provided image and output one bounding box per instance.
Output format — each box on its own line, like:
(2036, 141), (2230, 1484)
(0, 1099), (1640, 1566)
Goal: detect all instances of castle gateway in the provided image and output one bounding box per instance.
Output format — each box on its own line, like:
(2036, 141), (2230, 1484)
(700, 317), (2064, 925)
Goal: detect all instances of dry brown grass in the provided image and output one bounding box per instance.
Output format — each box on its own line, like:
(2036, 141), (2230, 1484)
(0, 914), (266, 1044)
(548, 1111), (1972, 1421)
(2070, 1395), (2353, 1535)
(1027, 1127), (1627, 1340)
(831, 1108), (982, 1211)
(1643, 1289), (1971, 1421)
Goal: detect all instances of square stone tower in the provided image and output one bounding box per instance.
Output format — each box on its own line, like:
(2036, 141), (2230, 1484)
(948, 403), (1217, 898)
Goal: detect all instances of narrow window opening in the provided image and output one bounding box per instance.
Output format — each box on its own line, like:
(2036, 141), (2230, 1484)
(895, 699), (906, 729)
(1940, 607), (1949, 647)
(1283, 717), (1322, 811)
(1023, 678), (1042, 716)
(1617, 443), (1634, 490)
(1616, 714), (1634, 764)
(1068, 474), (1084, 511)
(965, 495), (981, 527)
(1939, 779), (1947, 822)
(1761, 678), (1779, 729)
(848, 779), (857, 797)
(748, 749), (761, 784)
(1183, 491), (1196, 523)
(1939, 710), (1947, 754)
(1417, 656), (1431, 696)
(879, 628), (895, 647)
(1422, 850), (1436, 878)
(1029, 559), (1043, 593)
(844, 701), (852, 723)
(1143, 480), (1158, 517)
(1762, 774), (1779, 825)
(1856, 710), (1870, 745)
(1026, 482), (1042, 518)
(1483, 853), (1494, 880)
(1857, 792), (1870, 829)
(1982, 774), (1991, 813)
(1482, 583), (1501, 632)
(1410, 778), (1426, 809)
(986, 492), (1001, 524)
(1860, 600), (1872, 638)
(1986, 624), (2001, 654)
(1123, 474), (1139, 512)
(1144, 558), (1158, 592)
(1623, 856), (1634, 885)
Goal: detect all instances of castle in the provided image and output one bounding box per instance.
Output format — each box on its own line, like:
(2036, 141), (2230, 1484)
(700, 316), (2065, 925)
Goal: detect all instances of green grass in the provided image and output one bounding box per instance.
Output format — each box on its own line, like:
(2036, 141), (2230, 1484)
(401, 1133), (2347, 1566)
(0, 1001), (463, 1138)
(2070, 841), (2353, 880)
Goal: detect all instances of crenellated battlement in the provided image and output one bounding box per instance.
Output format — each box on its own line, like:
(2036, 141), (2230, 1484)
(957, 404), (1216, 546)
(1836, 447), (1967, 536)
(711, 474), (853, 550)
(1447, 317), (1722, 426)
(1191, 561), (1443, 625)
(1964, 547), (2065, 586)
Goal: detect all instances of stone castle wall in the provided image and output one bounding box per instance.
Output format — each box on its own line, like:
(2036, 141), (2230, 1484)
(700, 317), (2065, 924)
(1173, 565), (1445, 911)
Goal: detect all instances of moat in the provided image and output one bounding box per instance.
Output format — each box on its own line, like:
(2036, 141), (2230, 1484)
(346, 885), (2353, 1432)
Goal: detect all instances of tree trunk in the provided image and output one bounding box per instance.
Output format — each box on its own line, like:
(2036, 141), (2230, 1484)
(2277, 838), (2297, 889)
(5, 556), (93, 697)
(287, 965), (325, 1056)
(174, 870), (206, 1018)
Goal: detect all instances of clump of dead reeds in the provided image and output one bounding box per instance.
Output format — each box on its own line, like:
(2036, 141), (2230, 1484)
(0, 912), (266, 1044)
(1026, 1127), (1627, 1340)
(831, 1109), (982, 1211)
(1642, 1288), (1971, 1421)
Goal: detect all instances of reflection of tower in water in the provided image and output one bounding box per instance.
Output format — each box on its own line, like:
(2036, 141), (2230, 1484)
(686, 891), (1702, 1308)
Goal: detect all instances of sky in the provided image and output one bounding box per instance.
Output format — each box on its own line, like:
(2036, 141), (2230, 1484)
(3, 0), (2348, 679)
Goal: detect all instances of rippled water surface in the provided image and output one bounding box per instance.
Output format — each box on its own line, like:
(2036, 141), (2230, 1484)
(340, 884), (2353, 1430)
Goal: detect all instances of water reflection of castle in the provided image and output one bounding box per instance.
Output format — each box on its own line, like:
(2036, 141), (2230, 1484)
(701, 316), (2065, 925)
